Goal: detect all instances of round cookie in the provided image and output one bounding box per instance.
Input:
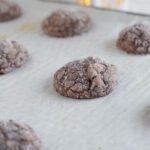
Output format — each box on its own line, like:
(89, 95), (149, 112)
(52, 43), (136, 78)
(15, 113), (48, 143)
(53, 57), (117, 99)
(0, 0), (21, 22)
(0, 120), (42, 150)
(0, 40), (29, 74)
(42, 10), (92, 37)
(117, 23), (150, 54)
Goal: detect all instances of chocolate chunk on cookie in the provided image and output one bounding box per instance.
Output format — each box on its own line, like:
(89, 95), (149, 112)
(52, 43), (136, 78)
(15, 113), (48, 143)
(117, 24), (150, 54)
(0, 0), (21, 22)
(0, 120), (42, 150)
(0, 40), (28, 74)
(54, 57), (117, 99)
(42, 10), (92, 37)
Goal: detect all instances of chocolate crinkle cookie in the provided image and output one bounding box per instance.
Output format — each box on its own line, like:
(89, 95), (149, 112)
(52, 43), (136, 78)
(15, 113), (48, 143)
(0, 0), (21, 22)
(42, 10), (92, 37)
(0, 40), (28, 74)
(117, 23), (150, 54)
(0, 120), (42, 150)
(54, 57), (117, 99)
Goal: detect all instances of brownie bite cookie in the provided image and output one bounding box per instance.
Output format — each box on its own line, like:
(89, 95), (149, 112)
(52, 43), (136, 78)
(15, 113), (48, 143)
(42, 10), (92, 37)
(0, 0), (21, 22)
(117, 24), (150, 54)
(0, 40), (28, 74)
(54, 57), (117, 99)
(0, 120), (42, 150)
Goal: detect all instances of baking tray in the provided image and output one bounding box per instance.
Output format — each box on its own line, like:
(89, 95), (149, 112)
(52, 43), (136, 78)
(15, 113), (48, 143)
(1, 0), (150, 149)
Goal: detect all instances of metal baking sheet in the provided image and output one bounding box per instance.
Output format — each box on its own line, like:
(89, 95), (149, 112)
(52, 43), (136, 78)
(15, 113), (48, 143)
(0, 0), (150, 149)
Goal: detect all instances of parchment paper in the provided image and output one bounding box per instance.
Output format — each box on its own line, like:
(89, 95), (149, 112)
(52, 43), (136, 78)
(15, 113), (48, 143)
(0, 0), (150, 150)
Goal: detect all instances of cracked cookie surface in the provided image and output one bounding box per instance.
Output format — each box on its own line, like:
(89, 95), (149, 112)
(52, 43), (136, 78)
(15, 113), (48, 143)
(0, 0), (21, 22)
(0, 40), (28, 74)
(54, 57), (117, 99)
(0, 120), (42, 150)
(42, 10), (92, 37)
(117, 24), (150, 54)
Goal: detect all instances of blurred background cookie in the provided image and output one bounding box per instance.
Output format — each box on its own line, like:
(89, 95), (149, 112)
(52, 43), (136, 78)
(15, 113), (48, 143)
(117, 24), (150, 54)
(0, 0), (22, 22)
(54, 57), (117, 99)
(42, 10), (92, 37)
(0, 40), (29, 74)
(0, 120), (42, 150)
